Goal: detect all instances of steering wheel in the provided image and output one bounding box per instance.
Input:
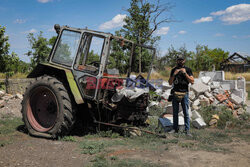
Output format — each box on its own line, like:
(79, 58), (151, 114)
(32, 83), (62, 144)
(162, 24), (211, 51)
(89, 61), (100, 67)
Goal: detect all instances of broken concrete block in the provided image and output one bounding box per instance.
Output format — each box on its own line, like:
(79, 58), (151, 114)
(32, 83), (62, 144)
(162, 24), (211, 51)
(148, 101), (159, 107)
(155, 88), (162, 95)
(204, 91), (213, 98)
(220, 80), (237, 90)
(189, 91), (196, 101)
(198, 95), (206, 100)
(0, 100), (4, 108)
(158, 116), (184, 132)
(201, 76), (211, 85)
(193, 99), (200, 106)
(199, 71), (225, 81)
(200, 98), (210, 107)
(246, 106), (250, 115)
(237, 108), (245, 115)
(15, 93), (23, 100)
(161, 89), (171, 100)
(191, 82), (210, 95)
(192, 117), (206, 129)
(1, 95), (14, 102)
(230, 94), (243, 105)
(162, 81), (172, 90)
(210, 81), (221, 89)
(188, 107), (192, 119)
(192, 99), (200, 110)
(191, 110), (202, 120)
(237, 77), (246, 90)
(221, 84), (231, 91)
(212, 88), (224, 95)
(0, 90), (4, 97)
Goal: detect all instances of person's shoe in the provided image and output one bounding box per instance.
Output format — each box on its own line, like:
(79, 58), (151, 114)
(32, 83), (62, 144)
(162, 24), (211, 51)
(168, 129), (178, 134)
(185, 131), (193, 137)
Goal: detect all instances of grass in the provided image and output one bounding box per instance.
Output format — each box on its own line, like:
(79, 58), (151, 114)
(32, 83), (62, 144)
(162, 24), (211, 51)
(59, 136), (77, 142)
(80, 139), (126, 155)
(246, 83), (250, 100)
(89, 154), (163, 167)
(225, 72), (250, 81)
(0, 72), (28, 79)
(0, 118), (24, 147)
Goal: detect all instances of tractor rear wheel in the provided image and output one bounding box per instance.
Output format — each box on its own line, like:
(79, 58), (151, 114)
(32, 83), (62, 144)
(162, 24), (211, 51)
(22, 75), (75, 138)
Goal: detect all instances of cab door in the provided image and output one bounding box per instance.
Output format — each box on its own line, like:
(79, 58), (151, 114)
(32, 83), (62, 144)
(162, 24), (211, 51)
(73, 32), (109, 100)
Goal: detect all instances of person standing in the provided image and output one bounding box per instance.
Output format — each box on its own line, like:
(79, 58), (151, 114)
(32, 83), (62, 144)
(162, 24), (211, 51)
(168, 55), (194, 136)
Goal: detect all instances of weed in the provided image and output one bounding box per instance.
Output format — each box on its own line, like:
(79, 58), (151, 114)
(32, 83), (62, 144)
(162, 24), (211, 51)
(89, 154), (162, 167)
(97, 130), (121, 138)
(233, 132), (250, 142)
(110, 156), (118, 161)
(178, 142), (194, 148)
(0, 118), (23, 147)
(0, 118), (23, 135)
(162, 139), (179, 144)
(59, 136), (77, 142)
(80, 139), (125, 155)
(197, 106), (249, 129)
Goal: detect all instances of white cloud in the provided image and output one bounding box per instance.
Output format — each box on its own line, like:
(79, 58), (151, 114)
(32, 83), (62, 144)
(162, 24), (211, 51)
(232, 35), (238, 39)
(178, 30), (186, 34)
(14, 19), (26, 24)
(214, 33), (224, 37)
(155, 27), (170, 35)
(23, 28), (37, 34)
(48, 27), (55, 32)
(37, 0), (53, 3)
(193, 16), (213, 24)
(210, 4), (250, 24)
(99, 14), (126, 30)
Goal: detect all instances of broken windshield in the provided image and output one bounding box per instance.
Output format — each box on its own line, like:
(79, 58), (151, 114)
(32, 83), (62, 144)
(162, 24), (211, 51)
(107, 38), (155, 81)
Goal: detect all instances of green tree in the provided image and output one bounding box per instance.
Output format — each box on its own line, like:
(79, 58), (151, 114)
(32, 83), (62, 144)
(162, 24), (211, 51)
(116, 0), (172, 73)
(159, 45), (192, 69)
(0, 25), (10, 72)
(26, 31), (51, 68)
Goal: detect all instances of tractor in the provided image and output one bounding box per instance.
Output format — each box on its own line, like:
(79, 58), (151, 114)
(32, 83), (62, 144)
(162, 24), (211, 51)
(21, 24), (156, 138)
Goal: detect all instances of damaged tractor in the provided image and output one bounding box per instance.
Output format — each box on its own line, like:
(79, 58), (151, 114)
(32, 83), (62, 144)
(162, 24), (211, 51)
(21, 24), (156, 138)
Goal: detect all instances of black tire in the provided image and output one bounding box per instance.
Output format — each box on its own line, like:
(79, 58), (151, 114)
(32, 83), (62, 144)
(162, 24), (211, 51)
(21, 75), (75, 138)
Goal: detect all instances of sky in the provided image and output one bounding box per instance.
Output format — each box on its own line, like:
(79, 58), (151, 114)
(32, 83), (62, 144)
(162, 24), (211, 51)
(0, 0), (250, 62)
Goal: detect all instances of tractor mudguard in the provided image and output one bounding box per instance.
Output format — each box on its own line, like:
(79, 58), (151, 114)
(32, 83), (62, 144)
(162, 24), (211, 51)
(27, 63), (84, 104)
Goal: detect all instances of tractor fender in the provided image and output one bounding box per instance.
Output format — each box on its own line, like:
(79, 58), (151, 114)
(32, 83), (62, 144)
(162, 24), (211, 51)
(27, 63), (84, 104)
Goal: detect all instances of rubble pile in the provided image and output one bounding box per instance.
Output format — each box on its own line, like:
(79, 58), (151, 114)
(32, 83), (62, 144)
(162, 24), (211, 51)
(0, 90), (23, 119)
(148, 71), (248, 131)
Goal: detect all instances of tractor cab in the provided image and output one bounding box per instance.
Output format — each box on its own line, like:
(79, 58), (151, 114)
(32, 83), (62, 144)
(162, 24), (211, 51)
(49, 24), (156, 101)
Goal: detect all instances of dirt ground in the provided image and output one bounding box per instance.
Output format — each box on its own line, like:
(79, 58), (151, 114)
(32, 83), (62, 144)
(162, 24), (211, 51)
(0, 98), (250, 167)
(0, 129), (250, 167)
